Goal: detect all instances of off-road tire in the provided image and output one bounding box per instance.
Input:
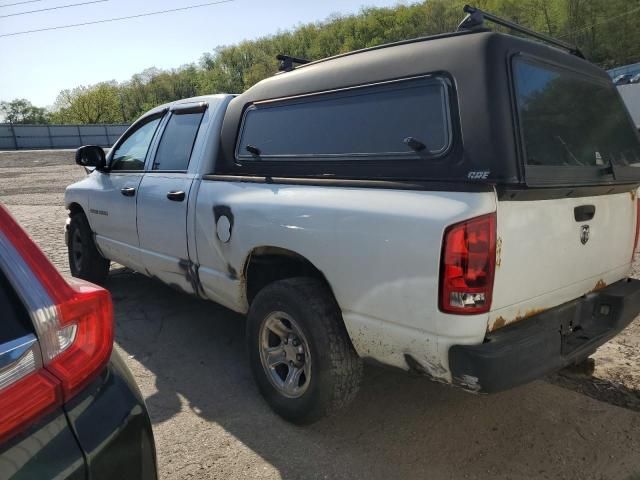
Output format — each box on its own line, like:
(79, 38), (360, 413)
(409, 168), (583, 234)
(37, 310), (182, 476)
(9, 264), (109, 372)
(247, 277), (363, 424)
(67, 212), (110, 284)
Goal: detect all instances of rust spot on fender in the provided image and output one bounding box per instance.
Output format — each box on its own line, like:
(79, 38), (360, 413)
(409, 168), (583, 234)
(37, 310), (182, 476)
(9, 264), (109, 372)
(403, 354), (448, 379)
(488, 308), (547, 332)
(495, 236), (503, 268)
(590, 279), (607, 293)
(512, 308), (547, 324)
(631, 190), (637, 201)
(491, 316), (506, 331)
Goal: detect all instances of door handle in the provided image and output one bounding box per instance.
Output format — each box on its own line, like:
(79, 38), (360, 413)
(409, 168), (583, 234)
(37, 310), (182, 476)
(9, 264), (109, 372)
(167, 190), (186, 202)
(120, 187), (136, 197)
(574, 205), (595, 222)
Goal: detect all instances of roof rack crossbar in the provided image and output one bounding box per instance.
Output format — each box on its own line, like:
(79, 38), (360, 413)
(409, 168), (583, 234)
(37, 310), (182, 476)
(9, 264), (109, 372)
(457, 4), (585, 59)
(277, 54), (310, 72)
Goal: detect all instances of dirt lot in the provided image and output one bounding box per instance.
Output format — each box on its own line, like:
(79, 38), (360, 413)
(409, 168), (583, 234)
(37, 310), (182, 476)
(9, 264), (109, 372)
(2, 149), (640, 480)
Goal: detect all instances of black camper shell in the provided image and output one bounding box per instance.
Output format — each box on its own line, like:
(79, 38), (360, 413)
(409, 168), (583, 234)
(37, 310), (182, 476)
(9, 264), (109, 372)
(216, 30), (640, 192)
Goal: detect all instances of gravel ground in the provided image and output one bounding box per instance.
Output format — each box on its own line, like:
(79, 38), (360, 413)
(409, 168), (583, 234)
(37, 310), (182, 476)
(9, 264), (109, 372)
(2, 149), (640, 480)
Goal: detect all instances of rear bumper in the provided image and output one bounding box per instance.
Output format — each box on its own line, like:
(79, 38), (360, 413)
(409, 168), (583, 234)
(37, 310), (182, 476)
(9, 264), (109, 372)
(0, 349), (157, 480)
(65, 349), (158, 480)
(449, 278), (640, 393)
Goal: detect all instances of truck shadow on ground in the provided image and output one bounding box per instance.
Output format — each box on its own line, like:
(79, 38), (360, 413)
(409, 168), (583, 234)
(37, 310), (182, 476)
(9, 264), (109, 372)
(107, 267), (640, 480)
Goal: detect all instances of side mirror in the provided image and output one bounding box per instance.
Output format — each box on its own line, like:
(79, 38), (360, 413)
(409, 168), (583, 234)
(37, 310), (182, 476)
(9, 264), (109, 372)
(75, 145), (106, 171)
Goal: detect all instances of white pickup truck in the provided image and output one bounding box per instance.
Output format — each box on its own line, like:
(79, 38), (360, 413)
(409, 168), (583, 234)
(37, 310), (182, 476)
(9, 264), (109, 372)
(65, 12), (640, 423)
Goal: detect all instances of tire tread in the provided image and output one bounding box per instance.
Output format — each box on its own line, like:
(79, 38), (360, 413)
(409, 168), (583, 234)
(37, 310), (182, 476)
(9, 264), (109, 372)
(248, 277), (363, 423)
(282, 277), (363, 415)
(68, 212), (110, 284)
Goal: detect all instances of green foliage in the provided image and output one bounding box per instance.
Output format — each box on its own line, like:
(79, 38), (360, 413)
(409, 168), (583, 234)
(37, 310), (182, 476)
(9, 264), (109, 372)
(0, 98), (50, 124)
(8, 0), (640, 124)
(50, 82), (124, 124)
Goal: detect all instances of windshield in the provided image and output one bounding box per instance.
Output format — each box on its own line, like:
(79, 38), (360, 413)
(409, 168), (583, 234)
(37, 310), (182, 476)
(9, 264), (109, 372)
(514, 58), (640, 170)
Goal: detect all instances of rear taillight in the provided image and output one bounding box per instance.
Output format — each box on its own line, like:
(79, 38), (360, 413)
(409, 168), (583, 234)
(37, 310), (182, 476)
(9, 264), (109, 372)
(0, 370), (61, 444)
(46, 280), (113, 398)
(633, 198), (640, 257)
(0, 206), (113, 442)
(439, 213), (496, 314)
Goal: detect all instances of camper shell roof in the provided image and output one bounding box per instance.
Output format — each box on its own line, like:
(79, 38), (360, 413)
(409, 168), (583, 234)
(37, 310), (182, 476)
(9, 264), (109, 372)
(216, 30), (628, 189)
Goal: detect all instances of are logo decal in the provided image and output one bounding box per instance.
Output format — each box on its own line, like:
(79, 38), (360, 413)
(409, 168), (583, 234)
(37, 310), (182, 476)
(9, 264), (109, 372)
(467, 171), (490, 180)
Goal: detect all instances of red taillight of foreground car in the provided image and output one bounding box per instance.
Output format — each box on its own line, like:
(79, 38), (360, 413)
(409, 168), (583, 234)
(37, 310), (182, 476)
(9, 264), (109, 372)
(47, 280), (113, 399)
(0, 371), (62, 444)
(0, 206), (113, 442)
(439, 213), (496, 314)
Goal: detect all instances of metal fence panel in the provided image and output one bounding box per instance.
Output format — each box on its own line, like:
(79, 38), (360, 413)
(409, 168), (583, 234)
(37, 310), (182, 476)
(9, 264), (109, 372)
(50, 136), (80, 148)
(0, 125), (14, 136)
(81, 135), (109, 145)
(0, 137), (16, 149)
(49, 126), (78, 135)
(0, 123), (130, 150)
(13, 125), (49, 137)
(106, 125), (128, 145)
(106, 125), (128, 135)
(78, 125), (105, 135)
(16, 136), (50, 149)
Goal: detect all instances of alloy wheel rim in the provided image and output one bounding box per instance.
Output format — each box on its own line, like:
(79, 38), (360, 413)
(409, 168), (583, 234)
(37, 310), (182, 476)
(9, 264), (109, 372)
(258, 311), (312, 398)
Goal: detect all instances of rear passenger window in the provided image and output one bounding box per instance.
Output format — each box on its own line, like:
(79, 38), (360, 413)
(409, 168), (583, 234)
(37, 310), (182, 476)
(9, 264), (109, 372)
(236, 76), (451, 161)
(152, 111), (204, 171)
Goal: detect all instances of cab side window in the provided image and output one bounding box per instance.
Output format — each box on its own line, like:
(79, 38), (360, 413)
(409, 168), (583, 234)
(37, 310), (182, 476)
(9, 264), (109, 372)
(111, 116), (162, 171)
(152, 112), (204, 171)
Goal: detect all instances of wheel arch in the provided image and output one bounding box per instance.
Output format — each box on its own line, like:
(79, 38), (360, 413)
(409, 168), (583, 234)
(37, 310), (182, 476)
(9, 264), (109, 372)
(242, 246), (336, 307)
(67, 202), (85, 217)
(67, 201), (96, 234)
(66, 202), (105, 259)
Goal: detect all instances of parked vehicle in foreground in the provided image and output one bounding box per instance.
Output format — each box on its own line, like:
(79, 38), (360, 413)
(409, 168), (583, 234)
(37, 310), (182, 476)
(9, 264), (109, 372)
(614, 73), (635, 85)
(630, 73), (640, 84)
(66, 6), (640, 424)
(0, 206), (157, 479)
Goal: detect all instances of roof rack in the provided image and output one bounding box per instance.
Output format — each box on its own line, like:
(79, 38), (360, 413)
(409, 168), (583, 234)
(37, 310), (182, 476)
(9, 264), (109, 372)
(457, 4), (585, 59)
(277, 54), (310, 72)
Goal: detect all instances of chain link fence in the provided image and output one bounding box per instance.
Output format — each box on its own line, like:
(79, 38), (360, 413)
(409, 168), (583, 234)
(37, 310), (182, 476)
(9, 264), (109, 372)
(0, 124), (130, 150)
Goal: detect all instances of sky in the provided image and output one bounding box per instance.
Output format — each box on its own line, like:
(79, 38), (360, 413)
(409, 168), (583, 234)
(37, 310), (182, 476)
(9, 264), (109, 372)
(0, 0), (404, 107)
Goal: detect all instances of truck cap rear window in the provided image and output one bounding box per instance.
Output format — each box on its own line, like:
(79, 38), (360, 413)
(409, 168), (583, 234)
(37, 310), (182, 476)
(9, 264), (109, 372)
(514, 57), (640, 183)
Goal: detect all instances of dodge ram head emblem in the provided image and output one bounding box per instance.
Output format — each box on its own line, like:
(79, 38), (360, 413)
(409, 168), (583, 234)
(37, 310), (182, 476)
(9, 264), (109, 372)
(580, 225), (590, 245)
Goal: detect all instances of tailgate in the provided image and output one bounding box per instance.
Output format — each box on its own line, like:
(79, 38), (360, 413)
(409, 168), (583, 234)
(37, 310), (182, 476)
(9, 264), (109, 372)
(489, 191), (637, 332)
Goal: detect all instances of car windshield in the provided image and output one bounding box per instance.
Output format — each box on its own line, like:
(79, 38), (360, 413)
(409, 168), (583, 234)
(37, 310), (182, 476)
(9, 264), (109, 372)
(514, 58), (640, 169)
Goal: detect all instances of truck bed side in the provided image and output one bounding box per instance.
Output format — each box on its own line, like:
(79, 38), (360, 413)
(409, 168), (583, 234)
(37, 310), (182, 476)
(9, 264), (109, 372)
(191, 179), (496, 380)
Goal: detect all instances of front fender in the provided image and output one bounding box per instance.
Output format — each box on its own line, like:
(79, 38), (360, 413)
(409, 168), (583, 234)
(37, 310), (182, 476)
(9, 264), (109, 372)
(64, 173), (98, 226)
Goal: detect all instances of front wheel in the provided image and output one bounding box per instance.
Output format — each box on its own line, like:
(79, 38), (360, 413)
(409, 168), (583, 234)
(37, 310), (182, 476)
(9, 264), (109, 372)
(247, 277), (363, 424)
(67, 212), (110, 284)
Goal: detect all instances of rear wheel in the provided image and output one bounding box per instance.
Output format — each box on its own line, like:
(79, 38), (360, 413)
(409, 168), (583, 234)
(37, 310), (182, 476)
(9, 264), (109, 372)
(247, 277), (363, 424)
(67, 212), (110, 284)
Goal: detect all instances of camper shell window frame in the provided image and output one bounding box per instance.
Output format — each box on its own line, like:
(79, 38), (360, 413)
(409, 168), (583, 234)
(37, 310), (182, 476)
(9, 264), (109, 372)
(234, 75), (453, 163)
(510, 52), (640, 187)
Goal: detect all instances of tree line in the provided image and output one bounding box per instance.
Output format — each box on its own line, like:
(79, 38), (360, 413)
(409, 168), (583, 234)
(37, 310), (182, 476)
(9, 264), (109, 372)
(2, 0), (639, 125)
